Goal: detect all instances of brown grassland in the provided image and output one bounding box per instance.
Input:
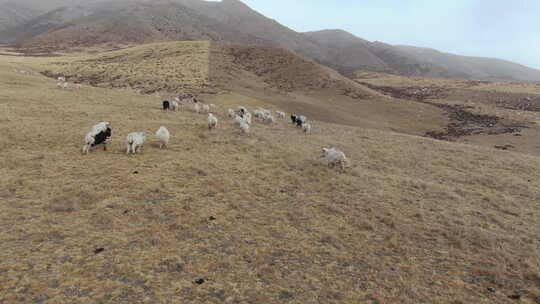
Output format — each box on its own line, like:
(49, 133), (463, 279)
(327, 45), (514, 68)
(0, 42), (540, 303)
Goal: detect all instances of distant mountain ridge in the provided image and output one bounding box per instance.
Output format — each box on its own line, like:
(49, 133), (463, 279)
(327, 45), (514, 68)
(0, 2), (40, 32)
(1, 0), (539, 82)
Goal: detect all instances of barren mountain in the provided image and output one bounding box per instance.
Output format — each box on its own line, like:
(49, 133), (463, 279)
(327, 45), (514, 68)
(396, 45), (540, 82)
(9, 1), (265, 50)
(2, 0), (540, 82)
(0, 2), (39, 32)
(303, 29), (389, 74)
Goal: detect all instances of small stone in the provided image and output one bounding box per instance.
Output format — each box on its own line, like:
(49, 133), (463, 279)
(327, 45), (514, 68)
(209, 216), (216, 221)
(279, 291), (294, 300)
(194, 278), (205, 285)
(487, 287), (496, 293)
(133, 171), (139, 174)
(508, 294), (521, 300)
(94, 248), (105, 254)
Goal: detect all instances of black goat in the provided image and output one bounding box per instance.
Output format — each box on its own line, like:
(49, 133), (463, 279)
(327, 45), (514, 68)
(291, 114), (298, 124)
(163, 101), (170, 111)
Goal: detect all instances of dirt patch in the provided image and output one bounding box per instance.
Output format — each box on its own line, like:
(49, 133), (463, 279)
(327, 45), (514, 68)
(357, 82), (447, 100)
(423, 102), (525, 140)
(358, 82), (528, 140)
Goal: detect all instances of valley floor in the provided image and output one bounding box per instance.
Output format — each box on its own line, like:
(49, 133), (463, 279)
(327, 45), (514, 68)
(1, 52), (540, 304)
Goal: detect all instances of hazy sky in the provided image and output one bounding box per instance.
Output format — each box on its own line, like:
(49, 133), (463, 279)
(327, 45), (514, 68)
(241, 0), (540, 69)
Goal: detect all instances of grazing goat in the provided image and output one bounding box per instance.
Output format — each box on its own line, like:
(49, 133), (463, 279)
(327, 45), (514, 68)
(208, 113), (218, 130)
(233, 115), (245, 126)
(244, 111), (252, 125)
(237, 106), (247, 115)
(193, 103), (201, 113)
(126, 132), (146, 154)
(254, 109), (264, 119)
(321, 148), (348, 170)
(303, 123), (312, 134)
(163, 101), (170, 111)
(227, 109), (236, 118)
(201, 104), (210, 113)
(170, 100), (180, 111)
(155, 126), (170, 149)
(296, 115), (306, 128)
(276, 111), (286, 119)
(263, 113), (275, 124)
(239, 121), (250, 134)
(291, 114), (298, 124)
(58, 76), (66, 82)
(82, 122), (111, 154)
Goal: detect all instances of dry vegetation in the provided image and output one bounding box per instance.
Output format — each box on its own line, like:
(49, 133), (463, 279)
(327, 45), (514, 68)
(36, 41), (212, 94)
(1, 48), (540, 304)
(8, 42), (447, 136)
(353, 70), (540, 156)
(353, 71), (540, 94)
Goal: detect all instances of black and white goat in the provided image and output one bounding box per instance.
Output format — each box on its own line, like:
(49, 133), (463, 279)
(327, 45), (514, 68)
(82, 122), (112, 154)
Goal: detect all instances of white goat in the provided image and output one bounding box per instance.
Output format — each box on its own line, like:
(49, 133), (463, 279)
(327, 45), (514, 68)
(233, 115), (244, 126)
(126, 132), (146, 154)
(227, 109), (236, 118)
(201, 104), (210, 113)
(263, 113), (275, 124)
(155, 126), (170, 149)
(193, 103), (201, 113)
(239, 121), (250, 134)
(208, 113), (218, 130)
(321, 148), (348, 170)
(244, 111), (252, 125)
(253, 109), (264, 119)
(303, 123), (312, 134)
(276, 111), (286, 119)
(170, 100), (180, 111)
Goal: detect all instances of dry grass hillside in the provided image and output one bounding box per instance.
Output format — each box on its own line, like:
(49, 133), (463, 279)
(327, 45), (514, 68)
(40, 41), (213, 94)
(1, 48), (540, 304)
(20, 41), (446, 135)
(354, 71), (540, 156)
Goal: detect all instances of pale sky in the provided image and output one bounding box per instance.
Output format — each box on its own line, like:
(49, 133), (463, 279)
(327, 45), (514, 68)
(241, 0), (540, 69)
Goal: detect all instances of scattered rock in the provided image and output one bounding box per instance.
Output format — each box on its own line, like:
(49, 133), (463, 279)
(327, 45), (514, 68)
(487, 287), (496, 293)
(209, 216), (216, 221)
(279, 291), (294, 300)
(194, 278), (205, 285)
(508, 294), (522, 300)
(94, 247), (105, 254)
(133, 171), (139, 174)
(494, 145), (515, 150)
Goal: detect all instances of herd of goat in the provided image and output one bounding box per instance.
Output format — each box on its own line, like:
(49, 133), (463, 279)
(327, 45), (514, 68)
(80, 89), (348, 170)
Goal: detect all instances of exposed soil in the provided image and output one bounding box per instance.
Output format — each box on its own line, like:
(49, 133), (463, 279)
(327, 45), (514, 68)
(423, 103), (525, 140)
(358, 82), (528, 140)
